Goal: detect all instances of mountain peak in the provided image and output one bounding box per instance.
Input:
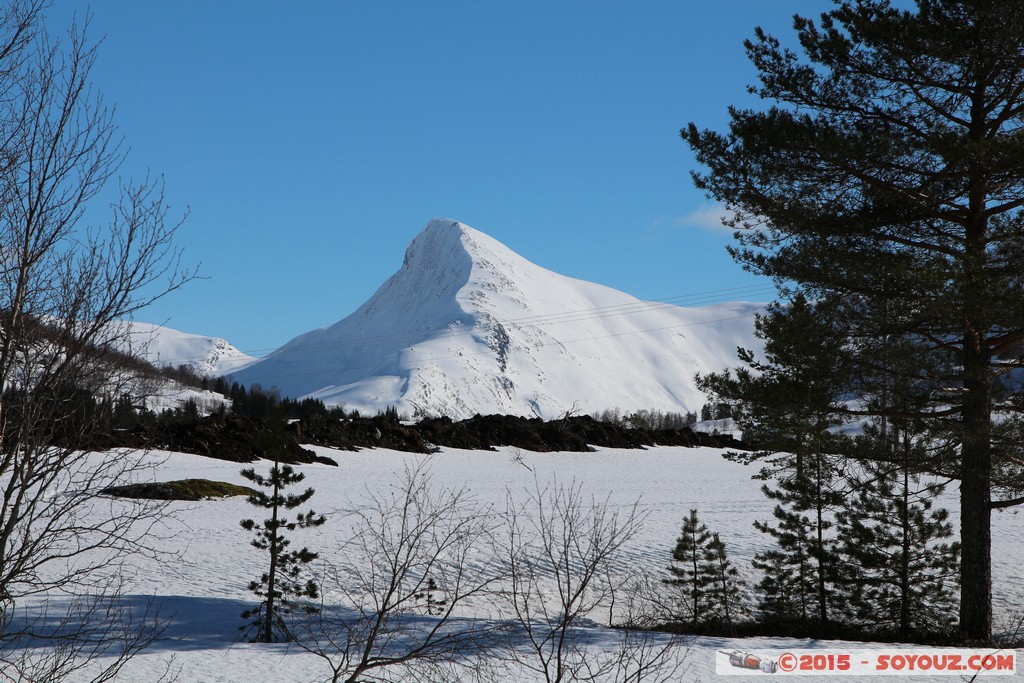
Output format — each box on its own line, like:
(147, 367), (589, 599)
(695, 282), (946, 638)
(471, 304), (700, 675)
(404, 217), (509, 269)
(423, 216), (471, 235)
(229, 218), (763, 419)
(415, 217), (493, 251)
(121, 321), (256, 376)
(402, 217), (473, 271)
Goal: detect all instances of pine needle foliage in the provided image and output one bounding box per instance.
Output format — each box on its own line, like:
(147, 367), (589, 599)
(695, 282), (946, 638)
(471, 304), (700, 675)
(699, 297), (849, 626)
(838, 431), (960, 638)
(665, 509), (743, 629)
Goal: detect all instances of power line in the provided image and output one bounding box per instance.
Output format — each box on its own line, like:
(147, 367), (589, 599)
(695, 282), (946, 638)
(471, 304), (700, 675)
(253, 285), (774, 358)
(148, 282), (774, 368)
(196, 311), (764, 387)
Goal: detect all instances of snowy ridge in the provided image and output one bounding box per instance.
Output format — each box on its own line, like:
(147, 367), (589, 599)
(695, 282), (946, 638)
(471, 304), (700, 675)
(122, 321), (256, 376)
(230, 218), (764, 419)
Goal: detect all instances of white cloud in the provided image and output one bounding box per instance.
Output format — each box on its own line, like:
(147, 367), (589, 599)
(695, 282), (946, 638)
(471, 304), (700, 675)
(673, 203), (739, 233)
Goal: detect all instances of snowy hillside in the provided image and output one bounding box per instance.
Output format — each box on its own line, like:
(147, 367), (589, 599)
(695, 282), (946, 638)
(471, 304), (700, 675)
(123, 321), (256, 376)
(230, 218), (763, 419)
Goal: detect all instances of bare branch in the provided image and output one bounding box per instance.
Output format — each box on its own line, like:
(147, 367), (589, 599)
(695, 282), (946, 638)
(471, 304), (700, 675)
(0, 2), (193, 677)
(295, 462), (502, 683)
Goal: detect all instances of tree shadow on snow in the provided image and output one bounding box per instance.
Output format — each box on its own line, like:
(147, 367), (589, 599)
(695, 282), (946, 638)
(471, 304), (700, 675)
(3, 594), (263, 653)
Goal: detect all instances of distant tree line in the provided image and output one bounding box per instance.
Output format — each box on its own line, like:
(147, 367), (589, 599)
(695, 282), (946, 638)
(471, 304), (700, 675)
(152, 365), (349, 421)
(592, 408), (698, 430)
(592, 405), (736, 430)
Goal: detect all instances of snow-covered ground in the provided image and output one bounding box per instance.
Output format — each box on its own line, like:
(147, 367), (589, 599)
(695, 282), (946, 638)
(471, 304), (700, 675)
(37, 445), (1022, 682)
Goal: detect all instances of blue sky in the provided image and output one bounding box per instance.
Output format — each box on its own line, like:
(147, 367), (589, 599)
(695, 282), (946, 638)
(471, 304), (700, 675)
(46, 1), (832, 356)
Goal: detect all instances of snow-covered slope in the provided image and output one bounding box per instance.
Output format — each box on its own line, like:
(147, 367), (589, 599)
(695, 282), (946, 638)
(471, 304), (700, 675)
(230, 218), (763, 419)
(123, 321), (256, 376)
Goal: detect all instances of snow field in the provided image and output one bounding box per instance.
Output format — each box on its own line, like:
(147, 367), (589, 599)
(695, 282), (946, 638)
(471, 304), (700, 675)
(52, 445), (1021, 682)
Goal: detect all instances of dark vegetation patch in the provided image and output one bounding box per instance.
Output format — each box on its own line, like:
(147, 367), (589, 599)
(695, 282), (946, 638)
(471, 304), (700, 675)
(28, 374), (746, 463)
(143, 379), (749, 454)
(95, 412), (338, 466)
(146, 413), (337, 465)
(92, 409), (745, 462)
(129, 409), (746, 461)
(299, 413), (747, 453)
(101, 478), (256, 501)
(294, 413), (432, 453)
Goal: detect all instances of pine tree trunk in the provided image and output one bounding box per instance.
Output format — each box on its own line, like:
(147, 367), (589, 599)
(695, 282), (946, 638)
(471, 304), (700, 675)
(958, 127), (993, 643)
(718, 553), (732, 626)
(960, 338), (992, 642)
(690, 527), (700, 624)
(900, 441), (911, 639)
(815, 453), (827, 624)
(263, 471), (281, 643)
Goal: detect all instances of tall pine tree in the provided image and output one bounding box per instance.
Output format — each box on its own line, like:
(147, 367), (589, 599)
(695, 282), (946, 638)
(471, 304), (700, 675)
(700, 296), (849, 626)
(706, 532), (744, 630)
(752, 462), (845, 626)
(685, 0), (1024, 641)
(838, 429), (960, 639)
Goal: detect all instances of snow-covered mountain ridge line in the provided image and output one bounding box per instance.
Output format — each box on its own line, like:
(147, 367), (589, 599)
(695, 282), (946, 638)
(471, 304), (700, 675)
(230, 218), (765, 419)
(122, 321), (256, 376)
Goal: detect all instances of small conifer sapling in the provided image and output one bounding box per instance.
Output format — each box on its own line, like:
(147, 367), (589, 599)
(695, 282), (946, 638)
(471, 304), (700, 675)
(665, 509), (743, 628)
(240, 457), (326, 642)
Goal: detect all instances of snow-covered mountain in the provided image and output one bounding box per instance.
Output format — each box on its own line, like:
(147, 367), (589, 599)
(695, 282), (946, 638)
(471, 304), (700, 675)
(229, 218), (763, 419)
(124, 321), (256, 376)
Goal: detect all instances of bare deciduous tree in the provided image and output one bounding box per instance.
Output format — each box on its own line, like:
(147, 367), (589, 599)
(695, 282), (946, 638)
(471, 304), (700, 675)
(295, 466), (688, 683)
(0, 1), (194, 678)
(499, 478), (684, 683)
(602, 576), (691, 683)
(298, 463), (500, 683)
